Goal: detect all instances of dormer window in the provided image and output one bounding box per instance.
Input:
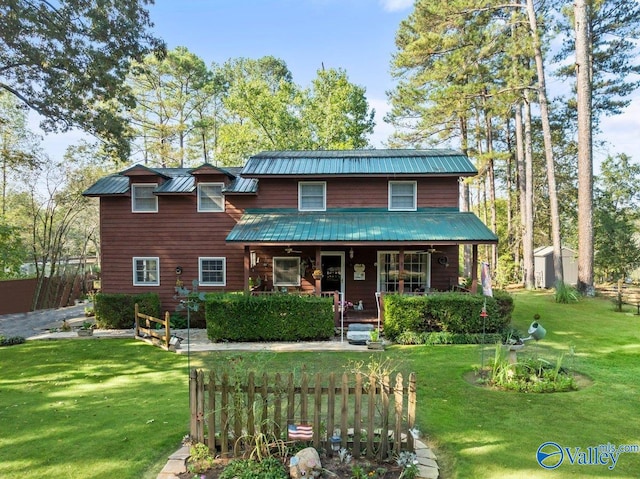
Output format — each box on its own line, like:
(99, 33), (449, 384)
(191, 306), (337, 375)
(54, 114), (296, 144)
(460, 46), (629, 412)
(299, 182), (326, 211)
(198, 183), (224, 212)
(131, 184), (158, 212)
(388, 181), (417, 211)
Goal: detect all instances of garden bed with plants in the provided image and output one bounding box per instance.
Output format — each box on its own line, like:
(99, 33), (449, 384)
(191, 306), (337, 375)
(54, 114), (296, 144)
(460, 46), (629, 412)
(177, 444), (414, 479)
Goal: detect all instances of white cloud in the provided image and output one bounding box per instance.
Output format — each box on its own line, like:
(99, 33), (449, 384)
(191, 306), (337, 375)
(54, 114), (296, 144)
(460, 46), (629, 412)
(596, 95), (640, 166)
(379, 0), (413, 13)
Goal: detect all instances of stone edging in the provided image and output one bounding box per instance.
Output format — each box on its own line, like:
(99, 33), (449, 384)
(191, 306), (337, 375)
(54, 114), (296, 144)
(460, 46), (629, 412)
(156, 440), (439, 479)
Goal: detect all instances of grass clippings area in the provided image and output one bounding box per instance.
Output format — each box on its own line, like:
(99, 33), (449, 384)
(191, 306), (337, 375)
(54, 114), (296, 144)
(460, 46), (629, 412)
(1, 290), (639, 478)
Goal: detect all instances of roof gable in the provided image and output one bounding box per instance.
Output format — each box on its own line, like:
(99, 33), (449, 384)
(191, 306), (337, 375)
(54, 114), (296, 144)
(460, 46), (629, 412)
(190, 163), (236, 179)
(241, 149), (476, 177)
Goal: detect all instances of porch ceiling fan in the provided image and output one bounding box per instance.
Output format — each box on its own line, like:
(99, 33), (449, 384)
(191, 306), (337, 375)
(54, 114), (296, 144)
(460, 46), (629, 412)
(284, 247), (302, 254)
(417, 246), (444, 254)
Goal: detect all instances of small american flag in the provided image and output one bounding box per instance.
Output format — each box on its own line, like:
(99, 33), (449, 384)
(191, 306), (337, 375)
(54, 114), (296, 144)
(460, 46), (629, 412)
(288, 424), (313, 440)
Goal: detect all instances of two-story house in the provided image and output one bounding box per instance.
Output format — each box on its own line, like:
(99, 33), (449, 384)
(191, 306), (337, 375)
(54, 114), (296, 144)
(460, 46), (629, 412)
(83, 149), (497, 323)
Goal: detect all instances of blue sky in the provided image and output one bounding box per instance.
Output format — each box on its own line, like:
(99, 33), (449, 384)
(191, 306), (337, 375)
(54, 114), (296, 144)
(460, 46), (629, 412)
(38, 0), (638, 163)
(149, 0), (413, 146)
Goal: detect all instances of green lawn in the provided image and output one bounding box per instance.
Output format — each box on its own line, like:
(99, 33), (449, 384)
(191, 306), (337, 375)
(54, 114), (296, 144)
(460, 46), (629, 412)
(1, 291), (639, 478)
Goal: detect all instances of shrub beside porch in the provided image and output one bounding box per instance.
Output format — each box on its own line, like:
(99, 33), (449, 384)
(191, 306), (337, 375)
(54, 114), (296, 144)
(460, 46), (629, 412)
(205, 293), (335, 342)
(383, 290), (514, 343)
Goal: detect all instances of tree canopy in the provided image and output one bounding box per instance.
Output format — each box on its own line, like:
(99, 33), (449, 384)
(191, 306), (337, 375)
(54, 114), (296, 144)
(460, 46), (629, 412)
(0, 0), (164, 160)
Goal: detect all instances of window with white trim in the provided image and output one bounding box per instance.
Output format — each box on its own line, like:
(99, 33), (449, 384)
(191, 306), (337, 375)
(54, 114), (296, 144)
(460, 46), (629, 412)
(198, 183), (224, 212)
(273, 257), (301, 286)
(388, 181), (417, 211)
(133, 257), (160, 286)
(131, 184), (158, 212)
(199, 257), (226, 286)
(298, 182), (326, 211)
(377, 251), (430, 293)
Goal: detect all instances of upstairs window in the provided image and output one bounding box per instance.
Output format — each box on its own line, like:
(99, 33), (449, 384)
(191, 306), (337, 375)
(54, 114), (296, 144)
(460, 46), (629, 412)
(298, 182), (326, 211)
(198, 183), (224, 212)
(132, 184), (158, 212)
(388, 181), (417, 211)
(133, 257), (159, 286)
(199, 257), (226, 286)
(273, 257), (301, 286)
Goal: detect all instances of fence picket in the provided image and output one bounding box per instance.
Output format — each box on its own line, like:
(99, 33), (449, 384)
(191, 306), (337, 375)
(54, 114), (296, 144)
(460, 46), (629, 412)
(394, 373), (403, 455)
(220, 373), (229, 456)
(327, 372), (336, 453)
(313, 373), (322, 449)
(367, 374), (375, 458)
(353, 372), (362, 458)
(188, 368), (417, 461)
(208, 370), (216, 452)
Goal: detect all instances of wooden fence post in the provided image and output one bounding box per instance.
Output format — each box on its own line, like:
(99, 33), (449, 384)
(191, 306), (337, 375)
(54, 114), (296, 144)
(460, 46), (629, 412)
(164, 311), (171, 349)
(326, 373), (336, 454)
(220, 372), (229, 456)
(208, 370), (216, 452)
(379, 374), (390, 460)
(134, 303), (140, 337)
(408, 372), (416, 451)
(353, 372), (363, 458)
(393, 373), (403, 456)
(313, 373), (322, 449)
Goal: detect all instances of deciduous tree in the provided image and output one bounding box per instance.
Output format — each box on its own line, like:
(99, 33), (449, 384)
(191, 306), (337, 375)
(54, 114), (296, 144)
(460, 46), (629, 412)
(0, 0), (164, 160)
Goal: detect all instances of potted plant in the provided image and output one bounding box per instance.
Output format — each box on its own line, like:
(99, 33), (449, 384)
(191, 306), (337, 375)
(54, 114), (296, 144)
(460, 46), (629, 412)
(367, 328), (384, 350)
(312, 269), (323, 280)
(77, 321), (94, 337)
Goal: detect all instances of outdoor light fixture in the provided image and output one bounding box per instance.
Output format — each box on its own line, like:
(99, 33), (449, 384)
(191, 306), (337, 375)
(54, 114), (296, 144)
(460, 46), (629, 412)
(349, 247), (354, 259)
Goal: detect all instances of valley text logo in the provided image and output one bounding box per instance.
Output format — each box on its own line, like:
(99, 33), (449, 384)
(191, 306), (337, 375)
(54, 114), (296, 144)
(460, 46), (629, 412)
(537, 442), (639, 471)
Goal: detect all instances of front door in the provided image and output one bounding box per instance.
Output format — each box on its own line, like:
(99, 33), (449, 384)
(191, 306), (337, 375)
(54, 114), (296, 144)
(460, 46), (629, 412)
(320, 252), (344, 294)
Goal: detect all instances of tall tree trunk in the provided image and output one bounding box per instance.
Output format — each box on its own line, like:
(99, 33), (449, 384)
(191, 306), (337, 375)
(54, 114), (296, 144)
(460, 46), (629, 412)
(525, 0), (564, 285)
(575, 0), (595, 295)
(514, 100), (530, 287)
(483, 102), (498, 272)
(522, 93), (535, 288)
(459, 116), (472, 277)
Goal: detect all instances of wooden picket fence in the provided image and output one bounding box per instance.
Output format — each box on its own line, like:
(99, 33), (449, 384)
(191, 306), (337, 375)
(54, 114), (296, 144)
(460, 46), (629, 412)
(189, 369), (417, 460)
(133, 304), (172, 350)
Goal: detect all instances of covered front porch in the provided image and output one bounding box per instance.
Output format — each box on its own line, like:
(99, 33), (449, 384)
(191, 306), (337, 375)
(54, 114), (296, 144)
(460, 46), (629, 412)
(227, 208), (498, 327)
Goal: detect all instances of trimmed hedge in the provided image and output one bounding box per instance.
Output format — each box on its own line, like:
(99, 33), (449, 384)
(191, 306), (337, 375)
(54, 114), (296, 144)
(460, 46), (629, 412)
(395, 331), (503, 345)
(94, 292), (161, 329)
(383, 290), (514, 341)
(0, 336), (26, 347)
(206, 293), (335, 342)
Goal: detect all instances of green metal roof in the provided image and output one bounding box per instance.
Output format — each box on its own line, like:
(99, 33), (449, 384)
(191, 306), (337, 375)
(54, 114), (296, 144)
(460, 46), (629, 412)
(241, 149), (476, 177)
(225, 177), (258, 194)
(226, 208), (497, 244)
(82, 164), (256, 197)
(83, 175), (130, 196)
(155, 175), (195, 194)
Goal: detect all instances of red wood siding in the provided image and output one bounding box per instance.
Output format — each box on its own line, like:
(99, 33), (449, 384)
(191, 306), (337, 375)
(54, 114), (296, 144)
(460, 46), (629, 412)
(98, 174), (463, 312)
(247, 177), (460, 209)
(99, 194), (245, 310)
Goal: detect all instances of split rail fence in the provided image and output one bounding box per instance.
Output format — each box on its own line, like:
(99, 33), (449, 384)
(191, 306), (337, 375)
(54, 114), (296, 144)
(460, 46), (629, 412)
(134, 304), (172, 350)
(189, 369), (417, 460)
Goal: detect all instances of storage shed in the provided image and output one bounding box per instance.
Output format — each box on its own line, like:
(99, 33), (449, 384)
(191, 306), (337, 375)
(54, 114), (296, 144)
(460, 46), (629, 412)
(534, 246), (578, 288)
